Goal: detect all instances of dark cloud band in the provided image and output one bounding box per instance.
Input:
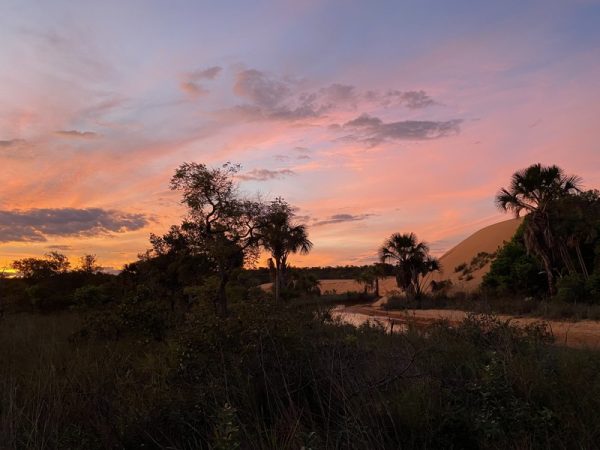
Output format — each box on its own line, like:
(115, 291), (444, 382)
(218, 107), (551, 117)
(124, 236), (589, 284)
(313, 213), (374, 226)
(0, 208), (149, 242)
(342, 114), (461, 145)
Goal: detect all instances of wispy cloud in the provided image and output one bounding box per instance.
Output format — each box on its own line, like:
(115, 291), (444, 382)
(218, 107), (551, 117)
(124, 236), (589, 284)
(0, 139), (33, 159)
(238, 168), (296, 181)
(313, 213), (374, 226)
(45, 244), (73, 251)
(226, 68), (440, 124)
(0, 139), (26, 148)
(367, 89), (437, 109)
(228, 68), (321, 121)
(55, 130), (99, 139)
(180, 65), (223, 98)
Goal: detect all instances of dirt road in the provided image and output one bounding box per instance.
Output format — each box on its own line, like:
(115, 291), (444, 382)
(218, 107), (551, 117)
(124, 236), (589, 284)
(340, 305), (600, 349)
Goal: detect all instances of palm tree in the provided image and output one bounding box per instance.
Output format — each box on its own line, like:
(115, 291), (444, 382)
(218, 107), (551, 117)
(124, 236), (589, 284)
(259, 198), (313, 302)
(495, 163), (582, 294)
(355, 270), (375, 294)
(379, 232), (440, 299)
(370, 263), (388, 297)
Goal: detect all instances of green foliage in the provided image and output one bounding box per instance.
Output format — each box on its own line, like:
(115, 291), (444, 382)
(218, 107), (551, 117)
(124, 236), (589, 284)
(6, 306), (600, 449)
(556, 274), (588, 303)
(73, 284), (110, 308)
(587, 271), (600, 300)
(482, 227), (547, 297)
(78, 287), (172, 341)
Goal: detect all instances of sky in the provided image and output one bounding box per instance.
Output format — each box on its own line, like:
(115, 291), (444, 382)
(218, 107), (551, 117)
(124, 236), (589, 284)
(1, 0), (599, 271)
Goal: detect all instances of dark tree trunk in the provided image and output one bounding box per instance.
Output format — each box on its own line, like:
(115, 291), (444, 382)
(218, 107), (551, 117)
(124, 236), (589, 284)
(281, 256), (288, 289)
(275, 258), (281, 303)
(375, 277), (380, 297)
(216, 272), (229, 316)
(541, 255), (556, 296)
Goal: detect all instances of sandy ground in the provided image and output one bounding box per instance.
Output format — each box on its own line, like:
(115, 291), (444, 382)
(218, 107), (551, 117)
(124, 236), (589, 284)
(340, 305), (600, 349)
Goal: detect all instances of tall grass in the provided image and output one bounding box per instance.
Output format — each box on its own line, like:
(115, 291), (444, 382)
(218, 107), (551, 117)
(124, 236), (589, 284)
(2, 304), (600, 448)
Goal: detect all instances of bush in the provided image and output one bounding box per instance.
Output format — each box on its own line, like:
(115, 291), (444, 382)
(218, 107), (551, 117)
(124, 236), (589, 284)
(25, 283), (71, 312)
(556, 274), (588, 303)
(73, 285), (110, 308)
(586, 272), (600, 303)
(6, 301), (600, 448)
(482, 229), (547, 298)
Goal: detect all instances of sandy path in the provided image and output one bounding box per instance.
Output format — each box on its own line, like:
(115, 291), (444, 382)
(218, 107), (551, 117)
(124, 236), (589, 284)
(342, 305), (600, 349)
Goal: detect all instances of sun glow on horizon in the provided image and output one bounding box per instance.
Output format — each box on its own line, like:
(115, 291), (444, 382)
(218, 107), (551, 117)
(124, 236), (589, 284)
(1, 0), (599, 268)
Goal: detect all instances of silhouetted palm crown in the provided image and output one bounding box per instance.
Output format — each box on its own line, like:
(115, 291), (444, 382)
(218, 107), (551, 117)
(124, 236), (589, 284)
(495, 163), (581, 216)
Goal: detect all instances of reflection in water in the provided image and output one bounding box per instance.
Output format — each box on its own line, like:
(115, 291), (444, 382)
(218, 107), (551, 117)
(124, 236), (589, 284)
(330, 305), (407, 333)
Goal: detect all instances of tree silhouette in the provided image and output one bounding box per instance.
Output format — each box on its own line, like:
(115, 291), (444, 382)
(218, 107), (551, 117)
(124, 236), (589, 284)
(496, 163), (581, 294)
(170, 162), (263, 315)
(259, 198), (312, 302)
(79, 254), (101, 274)
(12, 252), (70, 280)
(379, 232), (440, 299)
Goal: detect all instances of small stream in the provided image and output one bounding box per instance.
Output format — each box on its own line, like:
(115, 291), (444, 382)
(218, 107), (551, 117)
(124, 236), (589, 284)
(330, 305), (408, 333)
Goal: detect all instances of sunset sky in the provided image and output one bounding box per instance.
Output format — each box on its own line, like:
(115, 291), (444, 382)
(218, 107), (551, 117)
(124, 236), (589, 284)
(1, 0), (599, 271)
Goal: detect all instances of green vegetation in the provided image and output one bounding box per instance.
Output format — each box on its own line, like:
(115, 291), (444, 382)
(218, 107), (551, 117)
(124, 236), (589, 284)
(5, 304), (600, 448)
(485, 164), (600, 304)
(455, 251), (496, 282)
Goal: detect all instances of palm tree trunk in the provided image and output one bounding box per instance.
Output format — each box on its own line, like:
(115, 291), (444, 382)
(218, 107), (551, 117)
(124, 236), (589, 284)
(275, 258), (281, 302)
(558, 242), (577, 275)
(575, 244), (589, 279)
(281, 256), (288, 289)
(375, 277), (380, 297)
(541, 255), (556, 296)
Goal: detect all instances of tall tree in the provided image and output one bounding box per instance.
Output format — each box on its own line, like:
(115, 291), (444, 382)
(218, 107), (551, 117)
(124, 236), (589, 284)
(79, 254), (101, 274)
(258, 198), (313, 302)
(495, 163), (582, 293)
(379, 232), (440, 299)
(170, 162), (263, 315)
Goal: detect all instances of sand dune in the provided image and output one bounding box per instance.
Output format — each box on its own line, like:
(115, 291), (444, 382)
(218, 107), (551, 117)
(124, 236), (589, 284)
(431, 217), (523, 292)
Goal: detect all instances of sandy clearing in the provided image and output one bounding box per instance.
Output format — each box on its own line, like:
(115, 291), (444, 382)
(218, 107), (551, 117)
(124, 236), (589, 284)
(343, 305), (600, 349)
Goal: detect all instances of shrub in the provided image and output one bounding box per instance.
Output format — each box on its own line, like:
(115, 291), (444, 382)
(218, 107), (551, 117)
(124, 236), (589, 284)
(586, 272), (600, 303)
(73, 285), (110, 308)
(556, 274), (588, 303)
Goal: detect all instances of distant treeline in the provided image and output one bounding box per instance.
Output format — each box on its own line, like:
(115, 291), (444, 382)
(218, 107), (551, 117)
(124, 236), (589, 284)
(246, 264), (396, 285)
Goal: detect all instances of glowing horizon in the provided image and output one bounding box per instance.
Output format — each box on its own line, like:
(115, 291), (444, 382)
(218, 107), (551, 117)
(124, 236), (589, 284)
(1, 0), (599, 271)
